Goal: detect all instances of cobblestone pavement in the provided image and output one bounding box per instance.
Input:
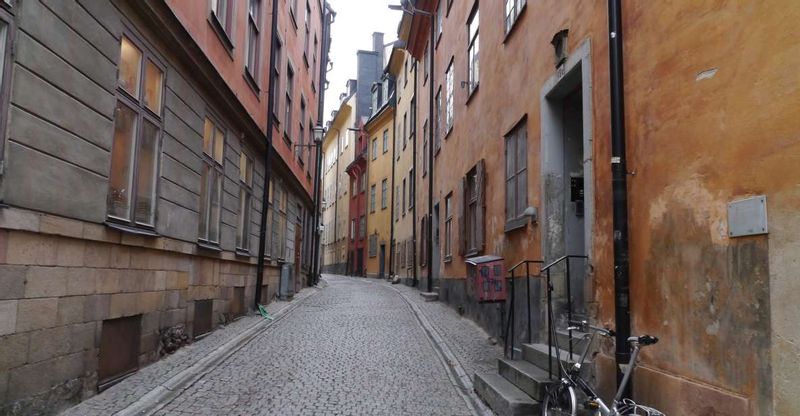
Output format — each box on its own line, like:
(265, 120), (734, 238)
(64, 275), (501, 416)
(62, 289), (318, 416)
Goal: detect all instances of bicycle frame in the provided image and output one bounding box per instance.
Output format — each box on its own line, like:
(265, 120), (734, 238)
(559, 331), (644, 415)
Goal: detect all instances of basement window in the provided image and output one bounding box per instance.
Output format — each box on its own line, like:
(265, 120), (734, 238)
(98, 315), (142, 391)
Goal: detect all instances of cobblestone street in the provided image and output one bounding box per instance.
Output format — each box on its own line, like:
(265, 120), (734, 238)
(63, 275), (501, 416)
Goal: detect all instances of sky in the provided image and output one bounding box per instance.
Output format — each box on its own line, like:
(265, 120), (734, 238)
(323, 0), (402, 124)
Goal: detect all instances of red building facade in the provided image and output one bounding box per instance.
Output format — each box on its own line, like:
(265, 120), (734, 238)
(345, 124), (369, 275)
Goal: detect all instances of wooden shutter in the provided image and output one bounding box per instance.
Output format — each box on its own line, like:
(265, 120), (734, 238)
(476, 159), (486, 253)
(458, 176), (466, 256)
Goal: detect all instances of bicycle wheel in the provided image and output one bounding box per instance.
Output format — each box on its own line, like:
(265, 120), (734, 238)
(541, 382), (577, 416)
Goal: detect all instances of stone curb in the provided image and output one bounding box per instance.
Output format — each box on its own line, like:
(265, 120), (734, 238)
(114, 287), (322, 416)
(356, 277), (494, 416)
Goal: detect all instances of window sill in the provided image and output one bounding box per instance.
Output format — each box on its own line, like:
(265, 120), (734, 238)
(235, 248), (251, 257)
(464, 248), (480, 258)
(243, 70), (261, 96)
(105, 221), (158, 237)
(444, 128), (453, 141)
(443, 255), (452, 263)
(466, 84), (479, 105)
(208, 14), (234, 57)
(196, 240), (222, 252)
(303, 53), (309, 68)
(505, 217), (529, 233)
(503, 3), (527, 44)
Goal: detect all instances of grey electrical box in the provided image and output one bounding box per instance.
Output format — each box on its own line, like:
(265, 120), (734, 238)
(728, 195), (768, 237)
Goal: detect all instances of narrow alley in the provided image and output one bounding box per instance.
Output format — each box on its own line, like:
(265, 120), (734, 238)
(62, 276), (501, 416)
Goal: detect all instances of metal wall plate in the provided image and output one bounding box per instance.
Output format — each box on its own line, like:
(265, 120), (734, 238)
(728, 195), (768, 237)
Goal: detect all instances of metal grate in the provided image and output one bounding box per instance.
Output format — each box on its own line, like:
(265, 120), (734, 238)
(98, 315), (142, 391)
(193, 299), (213, 339)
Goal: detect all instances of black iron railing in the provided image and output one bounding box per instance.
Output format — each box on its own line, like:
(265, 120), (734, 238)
(541, 255), (589, 379)
(503, 260), (544, 359)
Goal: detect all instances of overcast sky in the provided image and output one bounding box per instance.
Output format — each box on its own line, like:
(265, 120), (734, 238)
(323, 0), (402, 124)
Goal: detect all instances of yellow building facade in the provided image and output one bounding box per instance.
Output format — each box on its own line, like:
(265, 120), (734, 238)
(388, 49), (417, 283)
(321, 93), (357, 274)
(364, 77), (395, 279)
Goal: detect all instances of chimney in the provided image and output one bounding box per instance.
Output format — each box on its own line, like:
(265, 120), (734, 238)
(347, 79), (357, 96)
(372, 32), (385, 66)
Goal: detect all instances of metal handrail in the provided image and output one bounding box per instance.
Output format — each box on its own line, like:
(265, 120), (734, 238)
(542, 255), (589, 379)
(503, 260), (544, 359)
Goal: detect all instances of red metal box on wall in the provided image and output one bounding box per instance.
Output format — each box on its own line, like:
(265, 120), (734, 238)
(466, 255), (507, 302)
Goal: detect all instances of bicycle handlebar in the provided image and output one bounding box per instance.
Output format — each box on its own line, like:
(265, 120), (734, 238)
(569, 321), (658, 346)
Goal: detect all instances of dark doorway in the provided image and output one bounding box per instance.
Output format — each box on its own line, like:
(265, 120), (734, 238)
(356, 248), (364, 276)
(98, 315), (141, 391)
(193, 299), (213, 339)
(379, 244), (386, 278)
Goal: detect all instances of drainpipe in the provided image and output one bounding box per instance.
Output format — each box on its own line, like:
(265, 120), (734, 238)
(311, 3), (335, 286)
(425, 14), (435, 294)
(254, 0), (280, 309)
(410, 61), (418, 287)
(608, 0), (632, 397)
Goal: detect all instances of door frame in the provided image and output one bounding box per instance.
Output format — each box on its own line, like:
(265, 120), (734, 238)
(539, 39), (594, 263)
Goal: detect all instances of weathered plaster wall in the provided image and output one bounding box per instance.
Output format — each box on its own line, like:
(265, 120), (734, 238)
(622, 1), (800, 413)
(364, 108), (394, 278)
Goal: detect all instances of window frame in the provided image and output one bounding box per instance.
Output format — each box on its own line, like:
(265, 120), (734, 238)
(467, 3), (480, 97)
(244, 0), (262, 91)
(383, 129), (389, 153)
(434, 87), (442, 154)
(370, 184), (376, 213)
(445, 58), (454, 135)
(271, 37), (283, 122)
(381, 178), (388, 210)
(0, 4), (15, 166)
(198, 115), (227, 246)
(236, 149), (254, 252)
(284, 62), (295, 144)
(408, 168), (414, 209)
(209, 0), (235, 52)
(372, 138), (378, 160)
(106, 31), (167, 232)
(504, 0), (527, 37)
(505, 118), (528, 231)
(444, 193), (453, 262)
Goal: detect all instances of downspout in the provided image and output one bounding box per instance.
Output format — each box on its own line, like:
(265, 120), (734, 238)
(608, 0), (632, 397)
(410, 61), (418, 286)
(425, 14), (435, 294)
(311, 3), (334, 286)
(388, 88), (397, 279)
(254, 0), (280, 309)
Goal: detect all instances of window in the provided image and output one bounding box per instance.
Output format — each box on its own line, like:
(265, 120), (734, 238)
(360, 172), (366, 193)
(505, 120), (528, 230)
(246, 0), (261, 81)
(409, 168), (414, 209)
(436, 0), (443, 43)
(422, 121), (429, 176)
(199, 117), (225, 244)
(395, 186), (400, 221)
(419, 215), (427, 266)
(272, 39), (282, 119)
(383, 129), (389, 153)
(303, 1), (311, 61)
(271, 183), (287, 259)
(467, 5), (480, 95)
(370, 184), (376, 213)
(0, 6), (13, 160)
(410, 97), (416, 138)
(285, 64), (294, 140)
(359, 215), (366, 240)
(461, 160), (486, 255)
(444, 194), (452, 261)
(237, 151), (254, 251)
(211, 0), (234, 37)
(107, 35), (164, 229)
(445, 60), (453, 133)
(381, 179), (388, 209)
(298, 98), (306, 161)
(435, 88), (442, 152)
(403, 112), (408, 149)
(402, 178), (406, 215)
(312, 35), (318, 89)
(350, 219), (355, 241)
(369, 234), (378, 258)
(351, 178), (357, 197)
(372, 138), (378, 160)
(505, 0), (526, 34)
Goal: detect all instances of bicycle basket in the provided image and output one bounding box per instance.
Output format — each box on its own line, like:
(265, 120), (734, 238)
(618, 398), (665, 416)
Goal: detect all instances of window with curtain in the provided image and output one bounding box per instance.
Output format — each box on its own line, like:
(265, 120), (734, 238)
(107, 35), (164, 230)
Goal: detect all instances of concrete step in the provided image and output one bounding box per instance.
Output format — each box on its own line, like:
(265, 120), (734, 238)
(474, 372), (540, 416)
(420, 292), (439, 302)
(522, 343), (587, 373)
(497, 358), (556, 402)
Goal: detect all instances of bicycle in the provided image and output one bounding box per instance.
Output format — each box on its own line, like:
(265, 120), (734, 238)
(541, 320), (665, 416)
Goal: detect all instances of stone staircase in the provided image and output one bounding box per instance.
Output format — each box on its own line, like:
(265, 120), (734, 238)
(474, 330), (592, 415)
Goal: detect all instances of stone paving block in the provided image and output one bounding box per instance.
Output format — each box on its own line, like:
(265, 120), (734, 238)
(83, 242), (112, 268)
(6, 231), (57, 265)
(110, 245), (131, 268)
(56, 239), (85, 267)
(95, 269), (121, 294)
(16, 298), (58, 332)
(0, 332), (29, 371)
(40, 215), (83, 239)
(69, 322), (97, 353)
(81, 222), (121, 244)
(57, 296), (87, 325)
(109, 293), (138, 318)
(28, 325), (71, 363)
(25, 266), (68, 298)
(82, 294), (110, 322)
(0, 265), (27, 300)
(0, 301), (17, 336)
(66, 268), (97, 296)
(0, 370), (7, 402)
